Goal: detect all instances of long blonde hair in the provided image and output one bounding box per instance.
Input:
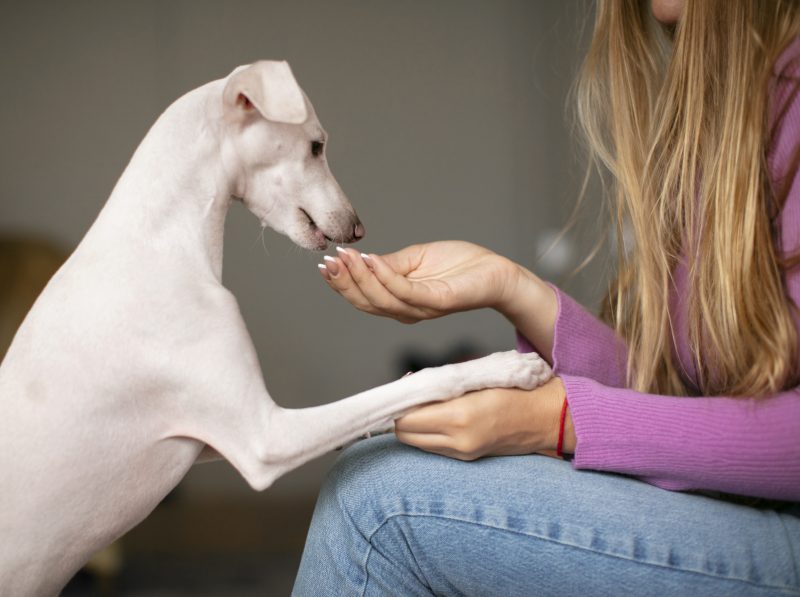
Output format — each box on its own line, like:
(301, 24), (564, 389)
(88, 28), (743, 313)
(577, 0), (800, 397)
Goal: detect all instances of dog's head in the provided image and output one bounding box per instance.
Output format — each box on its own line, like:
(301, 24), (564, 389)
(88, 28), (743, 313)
(220, 61), (363, 251)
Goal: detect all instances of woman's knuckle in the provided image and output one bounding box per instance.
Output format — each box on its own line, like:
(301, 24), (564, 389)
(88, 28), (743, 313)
(454, 437), (478, 457)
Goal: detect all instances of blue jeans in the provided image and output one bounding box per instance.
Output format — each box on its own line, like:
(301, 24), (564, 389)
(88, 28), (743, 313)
(293, 435), (800, 596)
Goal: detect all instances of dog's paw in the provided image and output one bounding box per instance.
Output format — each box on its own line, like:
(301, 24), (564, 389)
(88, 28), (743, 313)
(471, 350), (553, 391)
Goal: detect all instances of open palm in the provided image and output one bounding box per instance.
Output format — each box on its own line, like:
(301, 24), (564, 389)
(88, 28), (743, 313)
(320, 240), (516, 323)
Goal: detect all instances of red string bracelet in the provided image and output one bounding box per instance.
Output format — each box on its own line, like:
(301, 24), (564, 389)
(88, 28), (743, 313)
(556, 396), (569, 459)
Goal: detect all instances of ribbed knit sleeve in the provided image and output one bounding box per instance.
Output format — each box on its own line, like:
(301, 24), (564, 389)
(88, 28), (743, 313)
(563, 376), (800, 501)
(516, 286), (800, 501)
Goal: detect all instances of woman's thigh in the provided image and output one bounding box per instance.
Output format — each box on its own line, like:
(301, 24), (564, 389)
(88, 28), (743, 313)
(293, 435), (800, 597)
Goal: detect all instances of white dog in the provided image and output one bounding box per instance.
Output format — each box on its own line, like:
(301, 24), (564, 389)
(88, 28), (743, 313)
(0, 61), (552, 595)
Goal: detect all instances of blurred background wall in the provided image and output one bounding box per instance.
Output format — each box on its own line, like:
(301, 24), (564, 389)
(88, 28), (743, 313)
(0, 0), (602, 592)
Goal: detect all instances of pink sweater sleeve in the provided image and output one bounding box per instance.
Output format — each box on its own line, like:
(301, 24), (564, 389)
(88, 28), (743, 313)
(563, 373), (800, 501)
(517, 290), (800, 501)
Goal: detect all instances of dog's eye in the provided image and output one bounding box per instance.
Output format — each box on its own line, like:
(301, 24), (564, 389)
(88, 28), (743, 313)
(311, 140), (324, 158)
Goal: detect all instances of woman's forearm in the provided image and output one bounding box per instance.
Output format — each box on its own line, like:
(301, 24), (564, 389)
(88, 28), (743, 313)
(494, 261), (558, 363)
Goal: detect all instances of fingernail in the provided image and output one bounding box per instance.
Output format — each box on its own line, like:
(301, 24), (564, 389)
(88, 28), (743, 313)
(335, 246), (350, 263)
(317, 263), (331, 280)
(323, 255), (339, 276)
(361, 253), (375, 270)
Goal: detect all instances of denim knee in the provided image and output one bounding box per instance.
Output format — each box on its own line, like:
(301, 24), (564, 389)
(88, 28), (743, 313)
(317, 436), (428, 532)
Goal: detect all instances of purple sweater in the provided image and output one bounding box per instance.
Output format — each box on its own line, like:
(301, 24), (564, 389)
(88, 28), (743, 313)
(517, 40), (800, 502)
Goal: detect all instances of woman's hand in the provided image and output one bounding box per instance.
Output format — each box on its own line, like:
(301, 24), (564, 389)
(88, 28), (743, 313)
(318, 241), (519, 323)
(318, 240), (559, 361)
(394, 376), (574, 461)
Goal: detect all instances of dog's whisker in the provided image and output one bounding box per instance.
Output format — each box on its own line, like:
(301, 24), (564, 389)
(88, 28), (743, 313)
(259, 226), (270, 256)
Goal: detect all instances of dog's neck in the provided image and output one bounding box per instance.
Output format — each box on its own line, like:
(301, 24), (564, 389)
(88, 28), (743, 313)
(95, 80), (234, 282)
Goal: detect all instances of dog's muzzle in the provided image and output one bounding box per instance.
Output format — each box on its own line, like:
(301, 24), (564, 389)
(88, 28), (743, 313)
(302, 208), (365, 249)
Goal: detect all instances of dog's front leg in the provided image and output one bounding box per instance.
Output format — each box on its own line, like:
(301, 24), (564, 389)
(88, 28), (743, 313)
(225, 350), (551, 490)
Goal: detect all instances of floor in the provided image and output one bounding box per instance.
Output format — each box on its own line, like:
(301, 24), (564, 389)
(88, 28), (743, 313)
(61, 495), (317, 596)
(62, 554), (300, 596)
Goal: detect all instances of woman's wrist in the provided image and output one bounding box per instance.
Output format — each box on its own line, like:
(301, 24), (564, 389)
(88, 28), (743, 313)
(495, 262), (558, 362)
(532, 377), (576, 458)
(493, 260), (536, 314)
(561, 401), (576, 455)
(510, 376), (574, 458)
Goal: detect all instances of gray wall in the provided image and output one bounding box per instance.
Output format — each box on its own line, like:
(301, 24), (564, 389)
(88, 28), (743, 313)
(0, 0), (599, 499)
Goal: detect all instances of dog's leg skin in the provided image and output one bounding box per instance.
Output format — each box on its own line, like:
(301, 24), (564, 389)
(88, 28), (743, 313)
(232, 350), (552, 490)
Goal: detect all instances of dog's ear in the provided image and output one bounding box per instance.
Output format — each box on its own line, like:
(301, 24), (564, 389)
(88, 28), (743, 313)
(223, 61), (308, 124)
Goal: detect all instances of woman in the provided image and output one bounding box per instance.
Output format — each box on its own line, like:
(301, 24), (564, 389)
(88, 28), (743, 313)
(294, 0), (800, 594)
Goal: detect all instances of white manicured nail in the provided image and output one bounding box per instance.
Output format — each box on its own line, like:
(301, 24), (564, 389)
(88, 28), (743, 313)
(336, 246), (346, 254)
(322, 255), (340, 276)
(317, 263), (331, 278)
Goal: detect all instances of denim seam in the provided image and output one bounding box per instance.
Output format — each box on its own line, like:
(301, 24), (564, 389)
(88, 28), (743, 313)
(400, 525), (432, 590)
(360, 518), (432, 597)
(777, 513), (800, 587)
(360, 541), (373, 597)
(362, 511), (800, 595)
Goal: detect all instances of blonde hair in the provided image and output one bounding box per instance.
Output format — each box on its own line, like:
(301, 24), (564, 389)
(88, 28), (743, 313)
(577, 0), (800, 396)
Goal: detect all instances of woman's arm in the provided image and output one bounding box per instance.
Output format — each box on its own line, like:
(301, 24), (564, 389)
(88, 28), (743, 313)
(394, 366), (800, 501)
(506, 283), (800, 501)
(507, 277), (629, 388)
(493, 264), (559, 362)
(319, 243), (629, 385)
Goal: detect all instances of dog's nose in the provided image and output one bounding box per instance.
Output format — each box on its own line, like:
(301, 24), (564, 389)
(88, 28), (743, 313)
(353, 221), (365, 240)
